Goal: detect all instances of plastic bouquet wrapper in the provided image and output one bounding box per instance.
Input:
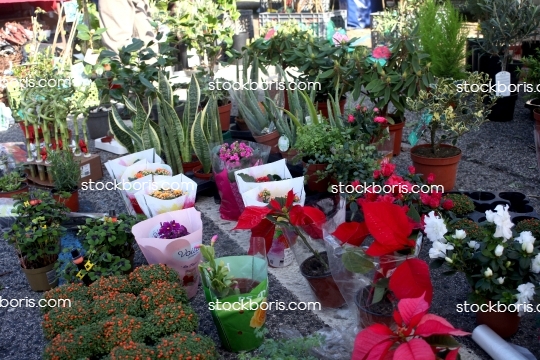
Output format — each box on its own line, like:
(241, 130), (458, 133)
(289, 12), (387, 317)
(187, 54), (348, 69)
(131, 207), (202, 299)
(211, 140), (271, 221)
(134, 174), (197, 218)
(120, 161), (173, 214)
(241, 180), (305, 207)
(235, 159), (292, 194)
(104, 148), (163, 181)
(201, 237), (268, 352)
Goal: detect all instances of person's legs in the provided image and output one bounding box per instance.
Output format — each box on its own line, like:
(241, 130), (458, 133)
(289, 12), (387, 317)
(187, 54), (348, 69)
(347, 0), (371, 28)
(347, 0), (360, 28)
(98, 0), (135, 53)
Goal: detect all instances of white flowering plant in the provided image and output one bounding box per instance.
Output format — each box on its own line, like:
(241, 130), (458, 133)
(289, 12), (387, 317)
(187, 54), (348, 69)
(426, 205), (540, 306)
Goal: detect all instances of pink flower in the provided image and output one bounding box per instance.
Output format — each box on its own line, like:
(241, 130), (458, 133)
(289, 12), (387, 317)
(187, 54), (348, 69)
(373, 169), (381, 179)
(381, 162), (396, 177)
(355, 104), (361, 111)
(347, 114), (355, 123)
(374, 116), (387, 124)
(427, 173), (435, 184)
(408, 166), (416, 174)
(373, 107), (379, 113)
(362, 107), (367, 112)
(332, 32), (349, 46)
(372, 46), (391, 60)
(264, 28), (276, 40)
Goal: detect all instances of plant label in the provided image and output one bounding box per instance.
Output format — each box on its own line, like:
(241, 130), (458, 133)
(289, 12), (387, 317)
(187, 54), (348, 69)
(408, 111), (432, 146)
(83, 49), (99, 65)
(64, 2), (79, 23)
(495, 71), (511, 97)
(80, 163), (91, 178)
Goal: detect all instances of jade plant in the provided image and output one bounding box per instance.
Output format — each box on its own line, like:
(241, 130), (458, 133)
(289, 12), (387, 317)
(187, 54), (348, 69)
(198, 235), (239, 298)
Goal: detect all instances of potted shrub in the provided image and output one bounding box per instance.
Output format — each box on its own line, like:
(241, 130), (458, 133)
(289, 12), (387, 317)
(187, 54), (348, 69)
(235, 191), (346, 308)
(476, 0), (540, 121)
(427, 205), (540, 338)
(0, 168), (28, 198)
(198, 235), (269, 352)
(4, 190), (68, 291)
(406, 72), (495, 190)
(48, 149), (81, 212)
(520, 50), (540, 119)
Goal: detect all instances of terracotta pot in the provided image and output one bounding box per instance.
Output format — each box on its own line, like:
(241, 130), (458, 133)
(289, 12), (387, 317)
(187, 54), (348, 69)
(300, 253), (346, 308)
(304, 162), (330, 192)
(235, 117), (250, 131)
(476, 305), (520, 338)
(316, 98), (346, 119)
(280, 149), (299, 165)
(21, 262), (58, 292)
(410, 144), (462, 191)
(52, 188), (79, 212)
(193, 165), (213, 180)
(355, 287), (394, 328)
(218, 102), (232, 132)
(182, 155), (201, 173)
(388, 117), (405, 156)
(0, 182), (29, 199)
(253, 130), (280, 153)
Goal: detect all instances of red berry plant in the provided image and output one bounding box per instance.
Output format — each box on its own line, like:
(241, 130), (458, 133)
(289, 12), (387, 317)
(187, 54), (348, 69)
(42, 264), (217, 360)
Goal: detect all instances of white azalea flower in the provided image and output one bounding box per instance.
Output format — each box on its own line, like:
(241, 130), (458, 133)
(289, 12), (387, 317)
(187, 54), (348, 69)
(424, 211), (447, 242)
(525, 243), (534, 254)
(492, 205), (514, 241)
(485, 210), (495, 223)
(497, 277), (505, 284)
(453, 229), (466, 240)
(516, 231), (535, 246)
(429, 240), (454, 259)
(494, 245), (504, 257)
(468, 241), (480, 250)
(531, 254), (540, 273)
(515, 283), (536, 305)
(445, 257), (453, 264)
(484, 267), (493, 277)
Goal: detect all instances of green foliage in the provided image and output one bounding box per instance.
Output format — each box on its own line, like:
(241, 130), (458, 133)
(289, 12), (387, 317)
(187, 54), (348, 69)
(372, 0), (426, 43)
(48, 150), (80, 193)
(293, 122), (341, 163)
(443, 193), (475, 216)
(4, 190), (68, 269)
(154, 332), (219, 360)
(238, 334), (323, 360)
(191, 97), (221, 174)
(199, 239), (238, 298)
(145, 303), (198, 342)
(0, 170), (26, 192)
(447, 218), (484, 240)
(520, 49), (540, 100)
(417, 0), (467, 79)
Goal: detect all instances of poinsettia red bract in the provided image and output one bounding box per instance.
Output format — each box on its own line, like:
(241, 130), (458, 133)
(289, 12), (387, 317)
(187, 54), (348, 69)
(332, 221), (370, 246)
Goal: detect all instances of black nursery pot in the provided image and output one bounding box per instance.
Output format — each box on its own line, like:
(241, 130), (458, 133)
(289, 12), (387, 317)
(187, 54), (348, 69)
(87, 108), (110, 139)
(487, 93), (519, 122)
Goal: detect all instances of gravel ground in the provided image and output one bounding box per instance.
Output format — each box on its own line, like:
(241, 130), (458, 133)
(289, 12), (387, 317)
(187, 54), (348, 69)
(1, 91), (540, 359)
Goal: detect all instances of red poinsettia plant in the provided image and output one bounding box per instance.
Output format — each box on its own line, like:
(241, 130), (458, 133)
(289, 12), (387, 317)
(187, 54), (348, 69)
(234, 190), (327, 267)
(353, 292), (469, 360)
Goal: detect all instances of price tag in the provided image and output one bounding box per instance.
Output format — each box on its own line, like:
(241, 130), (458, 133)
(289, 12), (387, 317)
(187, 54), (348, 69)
(408, 111), (432, 146)
(495, 71), (511, 97)
(83, 49), (99, 66)
(80, 163), (91, 178)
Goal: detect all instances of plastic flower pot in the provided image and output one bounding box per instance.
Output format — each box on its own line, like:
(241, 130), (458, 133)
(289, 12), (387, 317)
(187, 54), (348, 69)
(355, 287), (394, 328)
(253, 130), (280, 154)
(182, 155), (202, 174)
(476, 303), (520, 338)
(52, 188), (80, 212)
(0, 182), (29, 199)
(22, 262), (58, 292)
(87, 109), (110, 139)
(300, 252), (346, 308)
(410, 144), (462, 191)
(316, 98), (346, 119)
(193, 165), (213, 180)
(303, 162), (330, 193)
(219, 102), (232, 132)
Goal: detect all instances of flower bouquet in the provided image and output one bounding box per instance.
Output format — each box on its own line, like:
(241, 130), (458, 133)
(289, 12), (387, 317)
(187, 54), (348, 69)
(211, 140), (271, 221)
(104, 148), (163, 181)
(133, 174), (197, 218)
(198, 235), (268, 352)
(426, 205), (540, 338)
(131, 208), (203, 298)
(234, 159), (292, 194)
(120, 161), (173, 214)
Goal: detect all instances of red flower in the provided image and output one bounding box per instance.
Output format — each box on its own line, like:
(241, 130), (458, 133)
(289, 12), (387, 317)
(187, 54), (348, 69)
(372, 45), (391, 60)
(442, 199), (454, 210)
(427, 173), (435, 184)
(374, 116), (387, 124)
(429, 197), (440, 209)
(373, 169), (381, 179)
(380, 162), (396, 177)
(408, 166), (416, 174)
(256, 176), (270, 182)
(79, 139), (88, 154)
(332, 221), (369, 246)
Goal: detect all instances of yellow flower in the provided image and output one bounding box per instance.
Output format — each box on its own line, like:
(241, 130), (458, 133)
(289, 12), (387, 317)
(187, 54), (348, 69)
(24, 201), (30, 207)
(250, 299), (267, 329)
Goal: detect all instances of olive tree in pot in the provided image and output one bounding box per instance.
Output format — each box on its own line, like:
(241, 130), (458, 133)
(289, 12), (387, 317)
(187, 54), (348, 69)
(406, 72), (495, 190)
(48, 150), (81, 212)
(4, 190), (68, 291)
(476, 0), (540, 121)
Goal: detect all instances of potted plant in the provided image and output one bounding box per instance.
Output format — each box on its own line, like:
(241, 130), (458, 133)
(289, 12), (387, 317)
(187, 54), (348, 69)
(443, 193), (475, 217)
(4, 190), (68, 291)
(48, 149), (81, 212)
(476, 0), (540, 121)
(520, 50), (540, 119)
(406, 72), (495, 190)
(0, 168), (28, 198)
(234, 191), (346, 308)
(198, 235), (269, 352)
(198, 74), (232, 133)
(515, 218), (540, 239)
(427, 205), (540, 338)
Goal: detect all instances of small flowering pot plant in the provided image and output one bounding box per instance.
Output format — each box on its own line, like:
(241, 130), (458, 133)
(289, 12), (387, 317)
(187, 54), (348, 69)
(128, 168), (171, 181)
(157, 220), (190, 239)
(218, 141), (255, 180)
(149, 188), (187, 200)
(426, 205), (540, 317)
(237, 173), (288, 183)
(346, 104), (392, 142)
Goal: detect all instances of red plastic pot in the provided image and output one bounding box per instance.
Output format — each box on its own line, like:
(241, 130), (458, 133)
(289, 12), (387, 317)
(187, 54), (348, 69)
(52, 189), (79, 212)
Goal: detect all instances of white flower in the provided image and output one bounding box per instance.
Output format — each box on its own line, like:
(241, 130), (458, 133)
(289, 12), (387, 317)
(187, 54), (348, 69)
(424, 211), (447, 242)
(516, 231), (535, 246)
(453, 230), (466, 240)
(497, 277), (505, 284)
(445, 257), (453, 264)
(429, 240), (454, 259)
(494, 245), (504, 257)
(485, 210), (495, 223)
(492, 205), (514, 241)
(531, 254), (540, 273)
(515, 283), (536, 305)
(468, 241), (480, 250)
(484, 267), (493, 277)
(525, 242), (534, 254)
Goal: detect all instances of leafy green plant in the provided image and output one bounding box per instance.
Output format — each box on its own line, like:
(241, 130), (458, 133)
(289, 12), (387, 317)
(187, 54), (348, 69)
(198, 235), (238, 298)
(417, 0), (467, 79)
(447, 218), (485, 240)
(191, 95), (223, 174)
(4, 190), (68, 269)
(519, 49), (540, 100)
(48, 150), (80, 193)
(0, 170), (26, 192)
(293, 122), (341, 163)
(238, 334), (323, 360)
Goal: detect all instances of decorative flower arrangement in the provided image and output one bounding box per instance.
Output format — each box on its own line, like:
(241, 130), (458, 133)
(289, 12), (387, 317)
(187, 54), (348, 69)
(129, 168), (171, 181)
(42, 264), (216, 360)
(150, 188), (187, 200)
(427, 205), (540, 307)
(257, 189), (300, 204)
(219, 141), (254, 168)
(157, 220), (190, 239)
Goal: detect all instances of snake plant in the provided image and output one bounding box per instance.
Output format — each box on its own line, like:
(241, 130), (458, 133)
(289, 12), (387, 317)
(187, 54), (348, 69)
(191, 95), (222, 174)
